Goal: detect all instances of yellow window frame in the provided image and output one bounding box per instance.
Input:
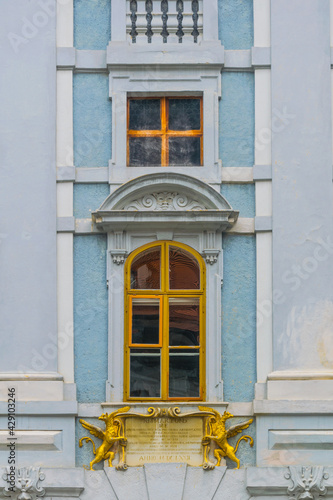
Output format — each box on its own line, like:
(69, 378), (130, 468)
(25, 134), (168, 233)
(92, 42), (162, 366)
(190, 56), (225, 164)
(124, 241), (206, 401)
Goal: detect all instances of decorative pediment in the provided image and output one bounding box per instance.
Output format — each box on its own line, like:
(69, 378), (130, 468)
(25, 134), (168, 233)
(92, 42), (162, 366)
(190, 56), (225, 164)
(93, 173), (238, 232)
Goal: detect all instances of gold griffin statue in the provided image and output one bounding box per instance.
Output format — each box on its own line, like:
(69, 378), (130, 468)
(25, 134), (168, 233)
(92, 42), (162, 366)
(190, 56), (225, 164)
(79, 406), (130, 470)
(199, 407), (254, 469)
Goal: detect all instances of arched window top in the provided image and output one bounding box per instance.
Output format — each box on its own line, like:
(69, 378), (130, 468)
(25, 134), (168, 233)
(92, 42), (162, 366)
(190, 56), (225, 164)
(126, 241), (205, 293)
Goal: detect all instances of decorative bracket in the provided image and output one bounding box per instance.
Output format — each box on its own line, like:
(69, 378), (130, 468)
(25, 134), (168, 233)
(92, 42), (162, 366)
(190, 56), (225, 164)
(3, 467), (45, 500)
(201, 249), (220, 265)
(110, 250), (128, 265)
(285, 466), (329, 500)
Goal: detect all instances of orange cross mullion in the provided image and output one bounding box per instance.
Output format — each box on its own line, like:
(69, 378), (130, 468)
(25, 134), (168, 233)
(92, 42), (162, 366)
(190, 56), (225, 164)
(161, 97), (168, 167)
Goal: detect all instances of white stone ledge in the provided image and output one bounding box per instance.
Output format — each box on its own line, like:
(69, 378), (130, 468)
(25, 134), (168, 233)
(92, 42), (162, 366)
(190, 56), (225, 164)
(0, 373), (63, 381)
(57, 216), (75, 233)
(57, 166), (76, 182)
(75, 167), (109, 183)
(253, 164), (272, 180)
(255, 215), (272, 232)
(0, 381), (63, 402)
(0, 430), (62, 451)
(78, 401), (253, 417)
(0, 401), (78, 416)
(56, 47), (271, 72)
(254, 399), (333, 415)
(226, 217), (255, 234)
(221, 167), (253, 183)
(268, 370), (333, 380)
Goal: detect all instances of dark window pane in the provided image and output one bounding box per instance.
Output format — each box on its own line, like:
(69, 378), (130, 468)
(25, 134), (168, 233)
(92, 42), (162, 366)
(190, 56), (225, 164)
(168, 99), (201, 131)
(131, 247), (160, 289)
(132, 300), (160, 345)
(168, 137), (201, 166)
(129, 99), (161, 130)
(130, 353), (160, 398)
(129, 137), (161, 166)
(169, 298), (200, 346)
(169, 246), (200, 289)
(169, 354), (200, 398)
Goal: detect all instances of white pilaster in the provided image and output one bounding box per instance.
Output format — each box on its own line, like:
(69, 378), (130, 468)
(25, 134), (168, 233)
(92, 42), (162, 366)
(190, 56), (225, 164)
(56, 0), (74, 383)
(254, 0), (272, 383)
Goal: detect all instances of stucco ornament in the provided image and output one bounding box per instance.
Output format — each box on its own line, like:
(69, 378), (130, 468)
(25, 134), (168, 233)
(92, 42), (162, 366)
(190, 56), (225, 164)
(3, 467), (45, 500)
(124, 191), (206, 211)
(285, 466), (329, 500)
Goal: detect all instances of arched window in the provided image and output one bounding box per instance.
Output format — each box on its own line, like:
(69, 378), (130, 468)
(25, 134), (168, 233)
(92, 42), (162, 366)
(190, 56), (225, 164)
(124, 241), (206, 401)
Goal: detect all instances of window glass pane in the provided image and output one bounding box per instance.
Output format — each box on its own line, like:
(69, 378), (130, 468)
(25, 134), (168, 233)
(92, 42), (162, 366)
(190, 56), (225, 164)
(168, 137), (201, 166)
(131, 247), (160, 289)
(129, 99), (161, 130)
(130, 353), (161, 398)
(169, 354), (200, 398)
(169, 246), (200, 289)
(129, 137), (162, 166)
(131, 298), (160, 345)
(168, 98), (201, 131)
(169, 298), (199, 346)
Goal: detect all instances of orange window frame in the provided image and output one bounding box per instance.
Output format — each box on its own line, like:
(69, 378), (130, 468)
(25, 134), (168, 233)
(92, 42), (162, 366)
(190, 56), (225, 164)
(127, 96), (203, 167)
(124, 241), (206, 402)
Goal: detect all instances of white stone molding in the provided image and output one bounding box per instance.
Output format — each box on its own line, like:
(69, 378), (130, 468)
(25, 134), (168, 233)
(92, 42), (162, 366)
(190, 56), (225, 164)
(285, 466), (329, 500)
(3, 467), (45, 500)
(93, 173), (238, 233)
(124, 191), (206, 211)
(56, 2), (74, 386)
(92, 173), (236, 401)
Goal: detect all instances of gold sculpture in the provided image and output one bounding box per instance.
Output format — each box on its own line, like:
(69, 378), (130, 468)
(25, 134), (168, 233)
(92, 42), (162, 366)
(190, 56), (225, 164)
(199, 407), (253, 469)
(79, 406), (131, 470)
(79, 405), (254, 471)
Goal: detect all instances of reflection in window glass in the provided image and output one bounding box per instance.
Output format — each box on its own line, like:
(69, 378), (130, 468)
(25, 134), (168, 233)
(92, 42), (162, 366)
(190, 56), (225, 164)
(169, 246), (200, 289)
(168, 137), (201, 166)
(169, 298), (199, 346)
(129, 137), (162, 166)
(168, 98), (201, 131)
(131, 247), (160, 289)
(129, 99), (161, 130)
(169, 354), (200, 397)
(130, 353), (161, 398)
(132, 300), (160, 345)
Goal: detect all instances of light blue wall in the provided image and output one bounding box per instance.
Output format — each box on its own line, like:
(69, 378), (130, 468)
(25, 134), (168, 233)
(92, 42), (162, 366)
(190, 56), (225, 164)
(220, 72), (254, 168)
(74, 0), (111, 49)
(222, 235), (256, 402)
(221, 184), (255, 218)
(74, 184), (110, 219)
(74, 235), (108, 403)
(73, 74), (111, 167)
(218, 0), (253, 49)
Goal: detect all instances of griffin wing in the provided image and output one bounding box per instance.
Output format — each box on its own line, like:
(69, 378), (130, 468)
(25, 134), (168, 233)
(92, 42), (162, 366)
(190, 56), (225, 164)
(111, 406), (131, 417)
(79, 419), (105, 440)
(226, 419), (253, 439)
(198, 406), (217, 415)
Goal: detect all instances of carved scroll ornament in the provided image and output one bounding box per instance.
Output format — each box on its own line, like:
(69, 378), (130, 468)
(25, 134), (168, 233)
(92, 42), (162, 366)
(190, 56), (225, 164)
(3, 467), (45, 500)
(123, 191), (206, 211)
(285, 466), (329, 500)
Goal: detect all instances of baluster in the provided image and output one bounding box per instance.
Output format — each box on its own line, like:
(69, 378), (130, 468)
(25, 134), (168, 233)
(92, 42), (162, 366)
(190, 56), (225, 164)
(176, 0), (184, 43)
(191, 0), (199, 43)
(130, 0), (138, 43)
(145, 0), (153, 43)
(161, 0), (169, 43)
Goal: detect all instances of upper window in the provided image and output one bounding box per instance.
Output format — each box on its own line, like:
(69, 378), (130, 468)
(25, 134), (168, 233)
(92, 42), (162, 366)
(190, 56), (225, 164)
(124, 241), (205, 401)
(127, 97), (203, 167)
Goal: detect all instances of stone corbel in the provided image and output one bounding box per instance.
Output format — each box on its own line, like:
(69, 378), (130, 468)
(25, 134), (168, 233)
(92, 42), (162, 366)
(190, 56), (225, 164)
(110, 250), (128, 265)
(201, 249), (220, 265)
(285, 466), (329, 500)
(3, 467), (45, 500)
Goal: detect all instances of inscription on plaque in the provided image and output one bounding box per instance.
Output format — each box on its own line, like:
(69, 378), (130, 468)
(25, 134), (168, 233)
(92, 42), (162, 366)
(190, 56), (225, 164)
(125, 416), (204, 466)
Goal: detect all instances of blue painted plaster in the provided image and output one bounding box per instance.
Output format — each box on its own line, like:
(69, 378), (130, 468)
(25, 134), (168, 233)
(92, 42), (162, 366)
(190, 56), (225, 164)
(221, 184), (255, 218)
(73, 74), (111, 167)
(225, 418), (256, 467)
(218, 0), (253, 49)
(76, 417), (104, 469)
(220, 72), (254, 167)
(74, 184), (110, 219)
(74, 0), (111, 50)
(222, 235), (256, 402)
(74, 235), (108, 403)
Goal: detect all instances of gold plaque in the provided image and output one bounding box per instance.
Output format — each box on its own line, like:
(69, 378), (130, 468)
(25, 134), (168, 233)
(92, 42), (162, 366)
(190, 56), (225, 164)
(125, 416), (204, 466)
